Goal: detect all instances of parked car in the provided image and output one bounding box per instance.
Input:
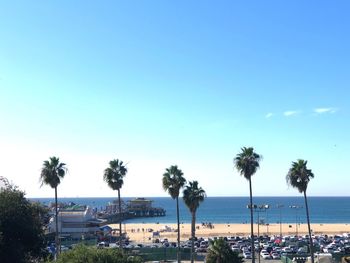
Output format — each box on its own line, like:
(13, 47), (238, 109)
(231, 245), (240, 253)
(243, 251), (252, 259)
(261, 252), (272, 259)
(271, 252), (281, 259)
(97, 242), (109, 249)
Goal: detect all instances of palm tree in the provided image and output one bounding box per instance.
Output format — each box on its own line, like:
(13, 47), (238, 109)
(40, 156), (67, 258)
(206, 238), (244, 263)
(286, 159), (315, 263)
(183, 181), (206, 263)
(234, 147), (262, 263)
(162, 165), (186, 263)
(103, 159), (127, 247)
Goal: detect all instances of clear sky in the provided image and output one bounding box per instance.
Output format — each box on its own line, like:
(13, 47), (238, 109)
(0, 1), (349, 198)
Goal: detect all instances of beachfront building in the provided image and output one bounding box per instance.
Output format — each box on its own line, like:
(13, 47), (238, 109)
(128, 197), (153, 209)
(47, 204), (105, 239)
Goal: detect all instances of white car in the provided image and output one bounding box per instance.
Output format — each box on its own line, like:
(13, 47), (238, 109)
(261, 252), (272, 259)
(271, 253), (280, 259)
(282, 247), (293, 253)
(260, 249), (268, 255)
(243, 252), (252, 259)
(231, 245), (240, 253)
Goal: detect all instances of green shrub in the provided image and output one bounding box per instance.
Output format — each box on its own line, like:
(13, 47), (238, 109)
(0, 186), (46, 263)
(206, 238), (244, 263)
(52, 244), (142, 263)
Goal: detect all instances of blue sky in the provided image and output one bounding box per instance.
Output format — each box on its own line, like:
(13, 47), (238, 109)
(0, 1), (349, 197)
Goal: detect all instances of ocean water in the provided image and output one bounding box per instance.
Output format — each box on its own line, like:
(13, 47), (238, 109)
(30, 196), (350, 224)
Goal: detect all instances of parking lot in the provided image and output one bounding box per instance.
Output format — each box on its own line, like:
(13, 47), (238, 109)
(245, 258), (284, 263)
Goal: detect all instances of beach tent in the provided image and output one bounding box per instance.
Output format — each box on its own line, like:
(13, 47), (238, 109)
(161, 225), (172, 232)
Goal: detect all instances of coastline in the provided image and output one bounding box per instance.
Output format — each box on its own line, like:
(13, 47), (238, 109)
(109, 223), (350, 243)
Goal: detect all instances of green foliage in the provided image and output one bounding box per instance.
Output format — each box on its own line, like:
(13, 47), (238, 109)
(162, 165), (186, 199)
(103, 159), (128, 191)
(286, 159), (314, 193)
(52, 245), (142, 263)
(206, 238), (244, 263)
(183, 181), (206, 214)
(234, 147), (262, 180)
(40, 156), (67, 189)
(0, 186), (46, 263)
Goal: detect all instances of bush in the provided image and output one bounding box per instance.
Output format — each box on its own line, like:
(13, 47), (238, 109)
(206, 238), (244, 263)
(52, 244), (142, 263)
(0, 185), (46, 263)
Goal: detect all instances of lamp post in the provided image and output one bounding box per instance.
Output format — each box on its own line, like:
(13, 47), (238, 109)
(290, 205), (302, 236)
(276, 204), (284, 237)
(248, 204), (269, 263)
(252, 204), (270, 236)
(251, 205), (261, 239)
(264, 205), (270, 235)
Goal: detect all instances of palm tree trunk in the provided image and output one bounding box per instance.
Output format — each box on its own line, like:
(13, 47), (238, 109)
(118, 189), (122, 248)
(249, 178), (255, 263)
(304, 191), (314, 263)
(191, 211), (196, 263)
(55, 186), (59, 259)
(176, 196), (181, 263)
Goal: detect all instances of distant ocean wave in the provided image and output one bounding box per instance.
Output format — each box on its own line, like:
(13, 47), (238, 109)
(30, 196), (350, 224)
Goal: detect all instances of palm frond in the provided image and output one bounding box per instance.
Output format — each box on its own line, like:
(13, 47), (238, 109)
(39, 156), (67, 188)
(183, 181), (206, 213)
(162, 165), (186, 199)
(286, 159), (314, 193)
(103, 159), (127, 191)
(234, 147), (262, 180)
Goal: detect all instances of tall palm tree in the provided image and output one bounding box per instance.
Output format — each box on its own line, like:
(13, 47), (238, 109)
(40, 156), (67, 258)
(206, 238), (244, 263)
(103, 159), (127, 247)
(286, 159), (315, 263)
(234, 147), (262, 263)
(183, 181), (206, 263)
(162, 165), (186, 263)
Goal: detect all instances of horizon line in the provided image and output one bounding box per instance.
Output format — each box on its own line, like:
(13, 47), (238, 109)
(28, 195), (350, 199)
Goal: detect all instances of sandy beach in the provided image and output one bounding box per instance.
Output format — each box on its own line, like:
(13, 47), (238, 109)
(108, 223), (350, 243)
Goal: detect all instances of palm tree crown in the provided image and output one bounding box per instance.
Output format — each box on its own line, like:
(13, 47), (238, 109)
(162, 165), (186, 199)
(234, 147), (262, 180)
(183, 181), (206, 214)
(286, 159), (314, 193)
(40, 157), (67, 188)
(103, 159), (127, 191)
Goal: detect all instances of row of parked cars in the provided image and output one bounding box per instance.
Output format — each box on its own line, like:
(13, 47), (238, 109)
(196, 232), (350, 259)
(95, 232), (350, 260)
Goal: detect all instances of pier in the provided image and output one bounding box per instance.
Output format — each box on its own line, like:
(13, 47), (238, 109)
(98, 198), (166, 223)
